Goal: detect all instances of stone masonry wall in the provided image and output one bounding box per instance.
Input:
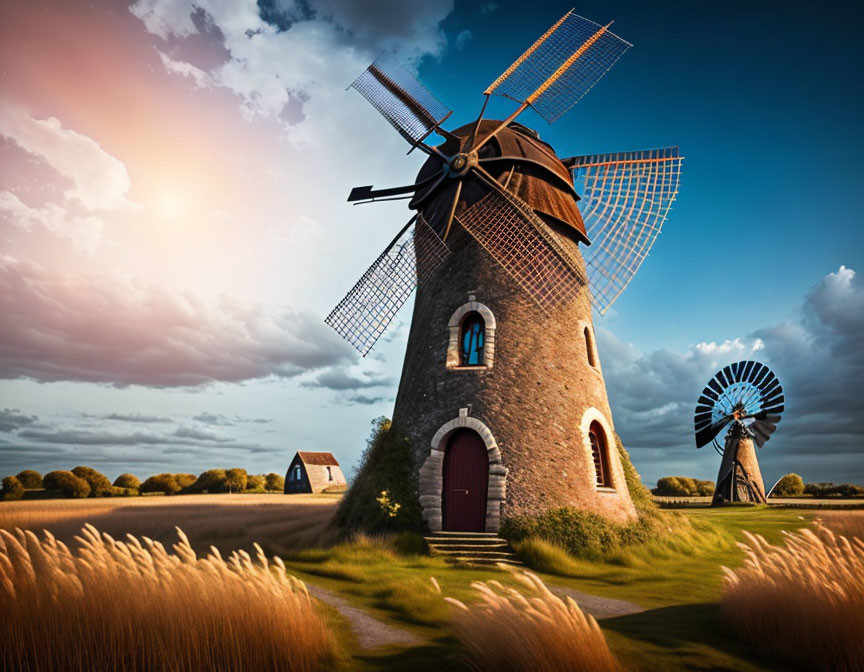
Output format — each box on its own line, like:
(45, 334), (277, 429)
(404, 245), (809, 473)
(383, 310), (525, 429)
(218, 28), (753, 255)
(391, 220), (637, 528)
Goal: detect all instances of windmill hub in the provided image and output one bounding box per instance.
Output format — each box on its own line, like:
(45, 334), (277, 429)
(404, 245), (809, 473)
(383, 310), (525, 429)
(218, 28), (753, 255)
(447, 151), (477, 177)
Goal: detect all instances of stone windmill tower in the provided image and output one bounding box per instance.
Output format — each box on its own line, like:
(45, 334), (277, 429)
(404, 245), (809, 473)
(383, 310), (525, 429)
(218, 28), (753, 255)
(327, 12), (683, 532)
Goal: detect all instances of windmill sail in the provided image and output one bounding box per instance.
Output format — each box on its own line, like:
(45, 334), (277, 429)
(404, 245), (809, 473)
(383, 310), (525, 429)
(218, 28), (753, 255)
(350, 52), (451, 145)
(485, 12), (631, 123)
(458, 186), (586, 311)
(325, 215), (450, 355)
(571, 147), (683, 314)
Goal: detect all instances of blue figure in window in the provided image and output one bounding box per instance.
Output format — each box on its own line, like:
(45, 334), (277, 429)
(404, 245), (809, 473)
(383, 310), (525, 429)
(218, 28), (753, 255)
(461, 313), (484, 365)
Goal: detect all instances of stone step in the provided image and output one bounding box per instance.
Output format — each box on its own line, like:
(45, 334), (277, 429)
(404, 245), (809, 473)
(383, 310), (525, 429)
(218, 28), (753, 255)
(428, 543), (509, 553)
(445, 556), (524, 567)
(429, 548), (516, 557)
(426, 537), (507, 548)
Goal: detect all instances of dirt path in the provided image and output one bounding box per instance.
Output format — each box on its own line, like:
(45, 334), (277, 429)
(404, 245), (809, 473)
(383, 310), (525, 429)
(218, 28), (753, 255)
(550, 586), (645, 619)
(307, 585), (422, 650)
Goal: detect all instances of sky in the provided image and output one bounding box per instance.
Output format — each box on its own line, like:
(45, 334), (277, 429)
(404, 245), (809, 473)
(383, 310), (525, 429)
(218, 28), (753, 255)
(1, 0), (862, 488)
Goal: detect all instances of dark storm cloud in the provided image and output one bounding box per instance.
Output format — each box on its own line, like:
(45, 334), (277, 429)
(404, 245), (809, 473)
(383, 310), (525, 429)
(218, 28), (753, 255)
(103, 413), (172, 423)
(600, 266), (864, 486)
(0, 408), (37, 432)
(0, 256), (354, 387)
(260, 0), (453, 56)
(301, 368), (392, 391)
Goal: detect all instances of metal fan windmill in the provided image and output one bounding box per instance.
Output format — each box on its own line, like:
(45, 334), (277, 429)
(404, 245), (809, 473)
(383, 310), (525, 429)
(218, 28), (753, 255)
(694, 361), (785, 505)
(326, 11), (685, 533)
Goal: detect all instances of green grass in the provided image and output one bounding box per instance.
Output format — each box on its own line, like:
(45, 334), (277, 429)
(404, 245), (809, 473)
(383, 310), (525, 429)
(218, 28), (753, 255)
(285, 508), (817, 671)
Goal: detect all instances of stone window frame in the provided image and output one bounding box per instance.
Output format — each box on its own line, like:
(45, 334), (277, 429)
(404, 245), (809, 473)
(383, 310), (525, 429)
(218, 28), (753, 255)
(580, 407), (617, 492)
(446, 297), (496, 370)
(418, 408), (507, 532)
(578, 320), (602, 375)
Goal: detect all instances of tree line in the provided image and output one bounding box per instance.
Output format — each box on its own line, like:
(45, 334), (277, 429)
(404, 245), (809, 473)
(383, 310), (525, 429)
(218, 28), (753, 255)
(0, 467), (285, 501)
(653, 473), (864, 498)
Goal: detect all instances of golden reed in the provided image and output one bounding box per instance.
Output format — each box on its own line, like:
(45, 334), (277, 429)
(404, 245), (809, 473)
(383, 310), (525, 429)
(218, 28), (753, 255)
(722, 522), (864, 672)
(439, 569), (620, 672)
(0, 524), (333, 672)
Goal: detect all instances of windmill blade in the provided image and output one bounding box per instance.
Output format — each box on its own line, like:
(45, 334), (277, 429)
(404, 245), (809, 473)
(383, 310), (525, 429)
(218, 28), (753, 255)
(484, 11), (631, 124)
(694, 360), (785, 449)
(571, 147), (683, 314)
(350, 51), (452, 147)
(325, 215), (450, 356)
(458, 171), (586, 311)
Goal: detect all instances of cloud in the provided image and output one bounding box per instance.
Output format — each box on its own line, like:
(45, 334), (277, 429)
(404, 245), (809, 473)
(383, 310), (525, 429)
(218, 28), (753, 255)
(0, 191), (103, 254)
(157, 49), (212, 87)
(301, 368), (391, 391)
(601, 266), (864, 485)
(193, 412), (233, 426)
(0, 408), (37, 433)
(0, 256), (355, 387)
(344, 393), (388, 405)
(0, 107), (135, 212)
(455, 29), (472, 50)
(0, 108), (136, 254)
(103, 413), (172, 423)
(131, 0), (455, 138)
(173, 426), (233, 442)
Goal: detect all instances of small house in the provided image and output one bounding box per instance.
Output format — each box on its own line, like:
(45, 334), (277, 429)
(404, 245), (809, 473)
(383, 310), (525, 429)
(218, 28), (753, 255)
(284, 451), (347, 494)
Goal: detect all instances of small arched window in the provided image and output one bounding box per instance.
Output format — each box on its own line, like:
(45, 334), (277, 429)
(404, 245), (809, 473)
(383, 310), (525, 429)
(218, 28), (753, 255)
(461, 312), (485, 366)
(293, 465), (302, 481)
(584, 326), (597, 368)
(589, 422), (611, 488)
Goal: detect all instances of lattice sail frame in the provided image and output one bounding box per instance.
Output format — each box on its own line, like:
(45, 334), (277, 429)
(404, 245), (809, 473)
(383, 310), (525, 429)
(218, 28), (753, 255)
(324, 216), (450, 355)
(485, 12), (631, 123)
(458, 186), (586, 311)
(694, 360), (785, 449)
(350, 51), (451, 145)
(571, 147), (682, 314)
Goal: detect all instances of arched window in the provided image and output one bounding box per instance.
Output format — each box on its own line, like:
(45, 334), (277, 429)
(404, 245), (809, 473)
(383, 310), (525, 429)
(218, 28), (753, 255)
(589, 421), (611, 488)
(293, 465), (302, 481)
(584, 326), (597, 368)
(461, 312), (485, 366)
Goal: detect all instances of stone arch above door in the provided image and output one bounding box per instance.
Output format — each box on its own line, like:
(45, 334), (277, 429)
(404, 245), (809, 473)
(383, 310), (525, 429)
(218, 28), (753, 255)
(418, 408), (507, 532)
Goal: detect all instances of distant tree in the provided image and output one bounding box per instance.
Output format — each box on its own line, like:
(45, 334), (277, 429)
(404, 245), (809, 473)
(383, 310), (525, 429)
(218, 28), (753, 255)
(1, 476), (24, 501)
(654, 476), (715, 497)
(804, 482), (864, 498)
(174, 473), (197, 490)
(113, 473), (141, 490)
(140, 473), (181, 495)
(193, 469), (228, 493)
(43, 471), (91, 498)
(224, 468), (248, 494)
(772, 473), (805, 497)
(15, 470), (43, 489)
(245, 474), (265, 492)
(265, 473), (284, 492)
(72, 466), (113, 497)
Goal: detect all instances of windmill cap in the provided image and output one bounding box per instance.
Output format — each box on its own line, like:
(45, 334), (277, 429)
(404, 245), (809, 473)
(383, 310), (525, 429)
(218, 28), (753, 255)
(410, 120), (588, 244)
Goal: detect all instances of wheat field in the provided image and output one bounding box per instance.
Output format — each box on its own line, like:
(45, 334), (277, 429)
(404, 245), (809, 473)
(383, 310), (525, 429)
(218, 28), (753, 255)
(440, 570), (621, 672)
(721, 521), (864, 672)
(0, 523), (334, 672)
(0, 494), (339, 556)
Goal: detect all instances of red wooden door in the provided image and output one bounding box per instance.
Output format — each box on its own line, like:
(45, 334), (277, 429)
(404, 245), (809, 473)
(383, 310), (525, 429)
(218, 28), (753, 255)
(443, 430), (488, 532)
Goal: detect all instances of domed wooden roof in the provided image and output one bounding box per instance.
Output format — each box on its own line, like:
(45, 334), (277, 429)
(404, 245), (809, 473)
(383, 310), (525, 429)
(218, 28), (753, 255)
(410, 120), (588, 244)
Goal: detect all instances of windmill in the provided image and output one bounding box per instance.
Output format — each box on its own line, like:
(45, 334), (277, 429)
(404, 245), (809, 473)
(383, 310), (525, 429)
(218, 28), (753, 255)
(694, 361), (785, 505)
(327, 11), (684, 532)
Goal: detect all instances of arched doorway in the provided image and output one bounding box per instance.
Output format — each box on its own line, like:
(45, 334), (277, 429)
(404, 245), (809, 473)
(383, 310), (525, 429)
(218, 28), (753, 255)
(442, 429), (489, 531)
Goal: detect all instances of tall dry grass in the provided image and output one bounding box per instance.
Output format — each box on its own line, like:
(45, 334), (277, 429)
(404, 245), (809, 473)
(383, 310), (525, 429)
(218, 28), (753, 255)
(721, 523), (864, 672)
(0, 524), (334, 672)
(439, 570), (620, 672)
